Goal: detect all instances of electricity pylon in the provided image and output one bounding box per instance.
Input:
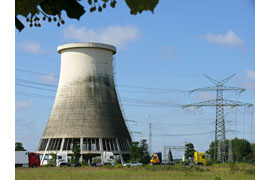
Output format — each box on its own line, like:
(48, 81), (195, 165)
(182, 74), (253, 163)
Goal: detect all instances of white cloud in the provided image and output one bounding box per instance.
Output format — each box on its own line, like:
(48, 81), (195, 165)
(63, 24), (141, 48)
(159, 46), (180, 61)
(18, 41), (44, 54)
(203, 29), (244, 48)
(16, 99), (32, 110)
(245, 69), (255, 80)
(236, 69), (255, 90)
(40, 73), (57, 83)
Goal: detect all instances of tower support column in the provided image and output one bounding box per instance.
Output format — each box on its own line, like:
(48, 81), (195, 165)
(116, 138), (124, 164)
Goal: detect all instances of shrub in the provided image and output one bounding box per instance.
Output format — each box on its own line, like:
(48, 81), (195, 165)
(92, 157), (102, 164)
(103, 163), (113, 168)
(228, 162), (239, 172)
(41, 164), (55, 167)
(114, 164), (123, 168)
(244, 168), (255, 174)
(194, 166), (205, 172)
(206, 158), (213, 166)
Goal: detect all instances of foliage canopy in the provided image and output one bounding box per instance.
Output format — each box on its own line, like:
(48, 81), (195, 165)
(206, 138), (255, 163)
(15, 142), (26, 151)
(168, 149), (173, 163)
(184, 143), (195, 160)
(72, 144), (81, 164)
(15, 0), (159, 31)
(130, 139), (151, 164)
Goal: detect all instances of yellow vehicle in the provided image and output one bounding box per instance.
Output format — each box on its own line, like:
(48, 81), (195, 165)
(150, 152), (162, 165)
(193, 152), (206, 166)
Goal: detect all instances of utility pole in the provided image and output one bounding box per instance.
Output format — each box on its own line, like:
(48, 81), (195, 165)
(182, 74), (253, 163)
(163, 142), (167, 163)
(149, 122), (152, 155)
(228, 140), (233, 162)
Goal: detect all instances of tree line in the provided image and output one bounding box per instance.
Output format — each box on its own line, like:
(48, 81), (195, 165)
(184, 138), (255, 164)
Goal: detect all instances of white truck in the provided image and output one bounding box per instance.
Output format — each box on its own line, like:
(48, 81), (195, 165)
(56, 152), (81, 167)
(91, 152), (120, 166)
(102, 152), (115, 165)
(56, 152), (69, 167)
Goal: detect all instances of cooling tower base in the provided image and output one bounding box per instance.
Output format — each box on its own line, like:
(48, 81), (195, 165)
(37, 137), (131, 165)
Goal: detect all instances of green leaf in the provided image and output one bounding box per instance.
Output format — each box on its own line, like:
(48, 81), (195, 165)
(40, 0), (85, 20)
(125, 0), (159, 15)
(63, 0), (86, 20)
(40, 0), (65, 16)
(15, 0), (43, 17)
(15, 16), (25, 32)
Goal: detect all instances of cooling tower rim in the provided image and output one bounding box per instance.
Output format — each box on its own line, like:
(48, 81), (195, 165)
(57, 42), (116, 54)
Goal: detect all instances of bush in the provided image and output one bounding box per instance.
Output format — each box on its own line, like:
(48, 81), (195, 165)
(214, 160), (222, 164)
(41, 164), (56, 167)
(81, 159), (89, 166)
(103, 163), (113, 168)
(92, 157), (101, 164)
(206, 158), (213, 166)
(228, 162), (239, 172)
(194, 166), (204, 172)
(113, 164), (123, 168)
(70, 158), (78, 164)
(244, 168), (255, 174)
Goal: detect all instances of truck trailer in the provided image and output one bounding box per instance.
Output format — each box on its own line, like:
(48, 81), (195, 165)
(15, 151), (40, 168)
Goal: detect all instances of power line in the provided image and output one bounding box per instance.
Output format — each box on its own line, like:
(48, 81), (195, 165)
(16, 91), (55, 99)
(16, 83), (56, 92)
(16, 68), (59, 78)
(119, 84), (186, 93)
(16, 51), (59, 63)
(16, 68), (187, 93)
(16, 79), (58, 88)
(182, 74), (253, 163)
(153, 132), (212, 137)
(116, 70), (203, 77)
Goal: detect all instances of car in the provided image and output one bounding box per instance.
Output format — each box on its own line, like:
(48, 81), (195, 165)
(123, 161), (142, 167)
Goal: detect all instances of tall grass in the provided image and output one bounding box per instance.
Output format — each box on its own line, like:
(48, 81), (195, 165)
(15, 163), (254, 180)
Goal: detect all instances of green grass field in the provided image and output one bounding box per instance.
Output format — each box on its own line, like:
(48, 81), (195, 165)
(15, 163), (255, 180)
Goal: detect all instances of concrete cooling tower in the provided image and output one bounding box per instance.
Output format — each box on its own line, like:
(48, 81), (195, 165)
(37, 42), (132, 164)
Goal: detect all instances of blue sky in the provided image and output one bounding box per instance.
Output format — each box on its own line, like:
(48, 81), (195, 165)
(15, 0), (254, 158)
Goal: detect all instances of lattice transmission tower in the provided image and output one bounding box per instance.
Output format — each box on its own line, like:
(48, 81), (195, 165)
(182, 74), (253, 163)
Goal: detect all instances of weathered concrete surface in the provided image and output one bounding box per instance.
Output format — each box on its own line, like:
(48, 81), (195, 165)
(40, 43), (131, 140)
